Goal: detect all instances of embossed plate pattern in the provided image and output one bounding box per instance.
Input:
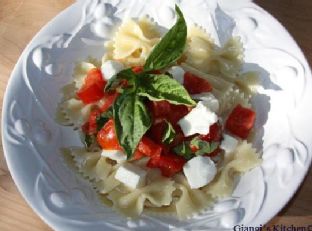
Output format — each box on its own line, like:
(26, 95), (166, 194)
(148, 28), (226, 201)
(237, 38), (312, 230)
(2, 0), (312, 230)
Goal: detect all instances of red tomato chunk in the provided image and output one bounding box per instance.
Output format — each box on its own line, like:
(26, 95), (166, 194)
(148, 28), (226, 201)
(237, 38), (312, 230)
(147, 153), (186, 177)
(225, 104), (256, 139)
(77, 68), (106, 104)
(97, 119), (122, 150)
(99, 91), (119, 112)
(148, 121), (167, 144)
(200, 123), (222, 142)
(183, 71), (212, 94)
(132, 66), (144, 74)
(148, 100), (190, 125)
(82, 107), (101, 135)
(137, 136), (162, 158)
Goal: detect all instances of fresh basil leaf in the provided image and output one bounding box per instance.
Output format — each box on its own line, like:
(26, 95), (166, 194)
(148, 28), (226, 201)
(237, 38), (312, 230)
(113, 93), (152, 159)
(173, 141), (193, 160)
(191, 137), (219, 156)
(105, 68), (136, 92)
(174, 137), (219, 159)
(162, 121), (176, 144)
(144, 5), (187, 71)
(137, 74), (196, 106)
(96, 108), (113, 131)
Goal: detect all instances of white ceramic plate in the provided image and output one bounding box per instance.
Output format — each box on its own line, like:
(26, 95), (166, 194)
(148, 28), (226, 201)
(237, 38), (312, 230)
(2, 0), (312, 230)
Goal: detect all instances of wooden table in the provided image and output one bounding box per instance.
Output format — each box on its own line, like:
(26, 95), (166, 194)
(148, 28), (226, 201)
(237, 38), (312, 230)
(0, 1), (311, 230)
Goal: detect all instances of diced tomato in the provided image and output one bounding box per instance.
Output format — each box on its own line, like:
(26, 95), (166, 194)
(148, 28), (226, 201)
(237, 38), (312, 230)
(77, 84), (105, 104)
(183, 71), (212, 94)
(77, 68), (106, 104)
(132, 137), (162, 160)
(97, 119), (122, 150)
(100, 91), (119, 112)
(82, 107), (101, 135)
(85, 68), (105, 88)
(133, 150), (145, 160)
(148, 100), (171, 119)
(200, 123), (222, 142)
(148, 100), (190, 125)
(137, 136), (162, 157)
(225, 104), (256, 139)
(147, 153), (186, 177)
(190, 144), (199, 153)
(132, 66), (144, 74)
(169, 104), (190, 124)
(148, 121), (167, 144)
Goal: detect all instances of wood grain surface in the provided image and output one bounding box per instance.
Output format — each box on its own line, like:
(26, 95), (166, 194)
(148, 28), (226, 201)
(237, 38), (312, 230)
(0, 0), (311, 230)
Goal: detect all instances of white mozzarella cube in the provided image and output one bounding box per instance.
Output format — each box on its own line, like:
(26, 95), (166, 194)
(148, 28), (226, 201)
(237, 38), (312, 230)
(178, 101), (218, 136)
(220, 134), (238, 154)
(101, 150), (127, 163)
(101, 60), (124, 80)
(115, 163), (147, 189)
(183, 156), (217, 189)
(168, 66), (185, 84)
(191, 93), (219, 113)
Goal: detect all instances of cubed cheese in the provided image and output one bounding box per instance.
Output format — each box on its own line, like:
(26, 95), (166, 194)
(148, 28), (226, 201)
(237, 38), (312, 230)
(178, 101), (218, 136)
(191, 93), (219, 113)
(220, 134), (238, 154)
(101, 60), (124, 80)
(101, 150), (126, 163)
(183, 156), (217, 189)
(168, 66), (185, 84)
(115, 163), (146, 189)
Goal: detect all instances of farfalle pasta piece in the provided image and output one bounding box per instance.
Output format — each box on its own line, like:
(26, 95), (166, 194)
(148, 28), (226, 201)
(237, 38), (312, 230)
(184, 26), (215, 71)
(56, 98), (92, 128)
(217, 87), (251, 115)
(102, 17), (160, 66)
(204, 141), (261, 199)
(63, 148), (121, 194)
(55, 83), (78, 126)
(93, 160), (121, 194)
(60, 148), (78, 170)
(235, 71), (260, 95)
(174, 174), (214, 219)
(185, 25), (243, 78)
(108, 177), (175, 218)
(212, 37), (244, 78)
(94, 171), (121, 194)
(70, 148), (102, 180)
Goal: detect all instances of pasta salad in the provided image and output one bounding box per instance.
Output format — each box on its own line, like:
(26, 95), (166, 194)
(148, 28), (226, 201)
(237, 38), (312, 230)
(56, 6), (262, 219)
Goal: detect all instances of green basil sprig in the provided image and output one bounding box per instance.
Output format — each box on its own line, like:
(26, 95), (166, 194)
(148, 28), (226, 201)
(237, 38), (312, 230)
(144, 5), (187, 71)
(104, 5), (191, 159)
(137, 74), (195, 106)
(174, 137), (219, 159)
(162, 121), (176, 144)
(113, 93), (152, 159)
(190, 137), (219, 156)
(173, 141), (193, 160)
(105, 69), (137, 92)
